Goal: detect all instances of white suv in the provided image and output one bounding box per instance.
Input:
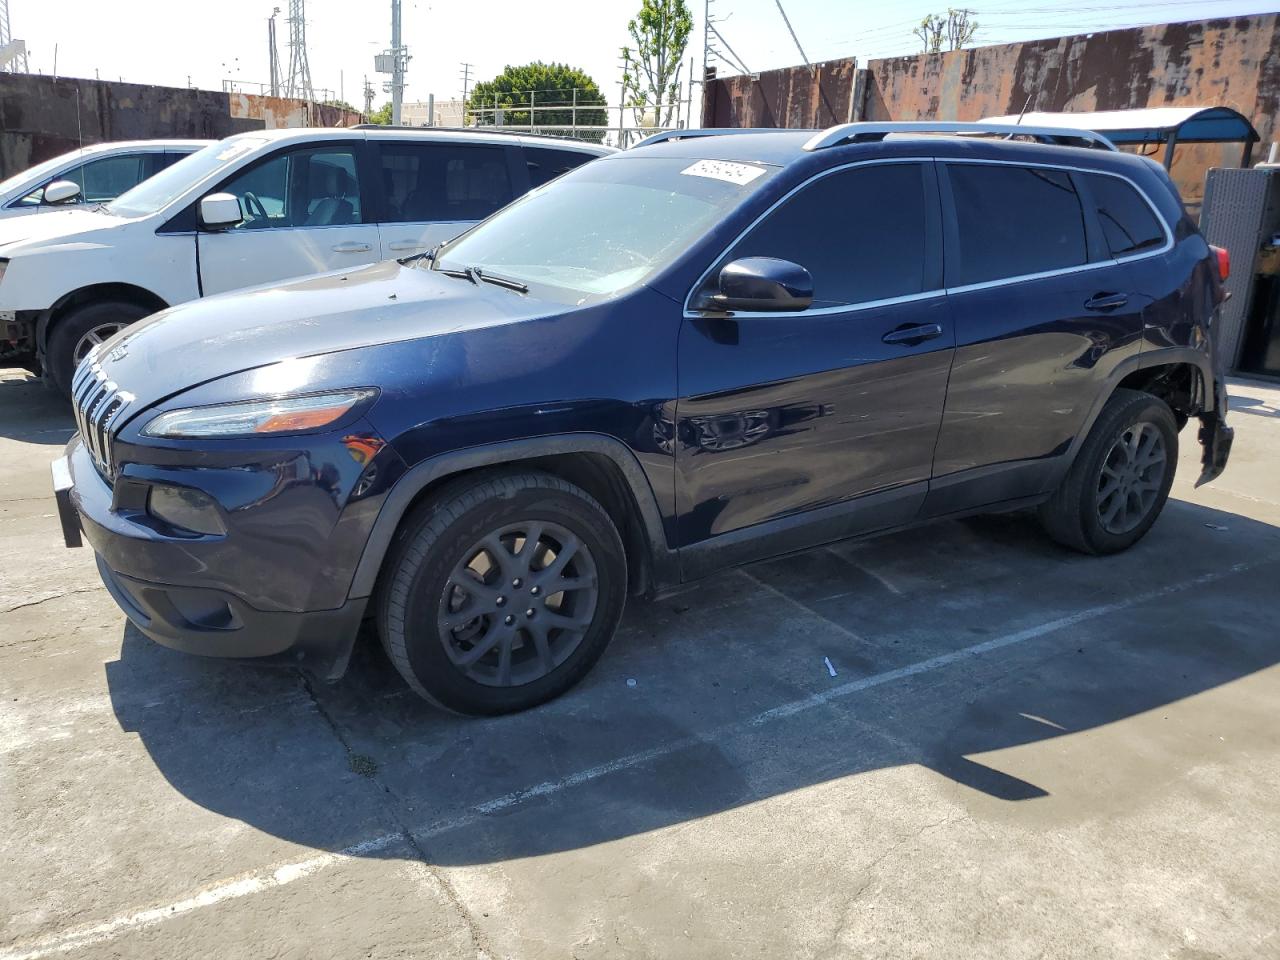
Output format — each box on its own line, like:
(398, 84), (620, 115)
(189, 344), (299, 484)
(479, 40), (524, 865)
(0, 127), (611, 393)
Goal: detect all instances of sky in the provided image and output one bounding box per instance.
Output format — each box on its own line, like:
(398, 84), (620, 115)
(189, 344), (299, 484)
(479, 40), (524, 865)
(9, 0), (1276, 120)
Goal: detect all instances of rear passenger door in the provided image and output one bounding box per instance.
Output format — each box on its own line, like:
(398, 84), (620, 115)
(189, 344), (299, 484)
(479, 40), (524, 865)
(374, 141), (517, 259)
(676, 160), (954, 570)
(925, 161), (1149, 516)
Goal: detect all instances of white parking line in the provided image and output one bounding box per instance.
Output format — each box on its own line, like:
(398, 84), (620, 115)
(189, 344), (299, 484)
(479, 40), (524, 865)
(2, 556), (1272, 960)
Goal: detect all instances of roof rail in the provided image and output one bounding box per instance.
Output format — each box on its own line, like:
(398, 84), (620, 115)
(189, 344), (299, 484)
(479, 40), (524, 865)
(802, 121), (1120, 153)
(632, 127), (802, 150)
(350, 124), (593, 143)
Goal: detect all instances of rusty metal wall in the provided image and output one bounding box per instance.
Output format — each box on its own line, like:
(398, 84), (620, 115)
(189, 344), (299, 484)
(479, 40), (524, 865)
(704, 15), (1280, 210)
(0, 74), (363, 179)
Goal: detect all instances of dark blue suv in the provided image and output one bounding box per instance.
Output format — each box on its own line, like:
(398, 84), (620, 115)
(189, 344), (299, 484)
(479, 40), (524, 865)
(55, 122), (1234, 714)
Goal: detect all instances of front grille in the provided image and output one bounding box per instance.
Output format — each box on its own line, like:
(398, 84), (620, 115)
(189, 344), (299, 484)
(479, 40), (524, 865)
(71, 351), (134, 482)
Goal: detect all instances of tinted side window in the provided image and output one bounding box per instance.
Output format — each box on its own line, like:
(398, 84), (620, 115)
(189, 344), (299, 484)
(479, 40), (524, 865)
(220, 146), (363, 230)
(377, 143), (512, 223)
(1085, 173), (1166, 257)
(19, 153), (150, 205)
(526, 148), (597, 188)
(948, 164), (1086, 285)
(726, 163), (928, 307)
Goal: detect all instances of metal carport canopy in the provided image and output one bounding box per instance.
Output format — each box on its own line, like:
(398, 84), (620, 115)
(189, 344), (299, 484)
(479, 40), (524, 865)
(980, 107), (1260, 167)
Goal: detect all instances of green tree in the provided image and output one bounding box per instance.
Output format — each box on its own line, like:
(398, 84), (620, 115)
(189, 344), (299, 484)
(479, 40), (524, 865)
(467, 62), (608, 144)
(621, 0), (693, 129)
(367, 102), (393, 125)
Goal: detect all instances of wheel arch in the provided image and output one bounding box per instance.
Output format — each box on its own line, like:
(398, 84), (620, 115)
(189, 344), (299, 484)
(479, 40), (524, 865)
(348, 434), (678, 604)
(37, 282), (170, 352)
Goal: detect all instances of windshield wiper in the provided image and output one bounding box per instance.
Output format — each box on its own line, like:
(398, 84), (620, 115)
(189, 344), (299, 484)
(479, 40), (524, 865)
(397, 244), (438, 267)
(474, 269), (528, 294)
(436, 265), (528, 294)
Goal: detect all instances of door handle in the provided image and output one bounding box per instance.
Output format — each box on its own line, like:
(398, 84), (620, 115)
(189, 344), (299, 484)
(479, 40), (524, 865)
(332, 241), (373, 254)
(387, 240), (423, 252)
(881, 322), (944, 345)
(1084, 292), (1129, 311)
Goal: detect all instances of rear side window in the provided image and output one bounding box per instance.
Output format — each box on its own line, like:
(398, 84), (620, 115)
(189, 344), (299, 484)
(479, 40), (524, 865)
(948, 164), (1087, 285)
(725, 162), (929, 307)
(378, 142), (513, 223)
(19, 153), (150, 206)
(1085, 173), (1166, 257)
(525, 148), (597, 188)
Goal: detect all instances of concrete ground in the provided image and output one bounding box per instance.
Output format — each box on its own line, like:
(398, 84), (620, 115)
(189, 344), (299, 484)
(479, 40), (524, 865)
(1, 368), (1278, 960)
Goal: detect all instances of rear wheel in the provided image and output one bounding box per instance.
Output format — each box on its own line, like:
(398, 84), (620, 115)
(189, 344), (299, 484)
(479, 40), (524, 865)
(46, 300), (151, 398)
(377, 471), (627, 714)
(1038, 388), (1179, 554)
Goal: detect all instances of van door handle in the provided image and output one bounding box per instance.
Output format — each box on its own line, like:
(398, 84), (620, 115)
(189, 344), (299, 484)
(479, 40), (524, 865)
(1084, 292), (1129, 311)
(882, 322), (944, 345)
(332, 241), (373, 254)
(387, 240), (423, 252)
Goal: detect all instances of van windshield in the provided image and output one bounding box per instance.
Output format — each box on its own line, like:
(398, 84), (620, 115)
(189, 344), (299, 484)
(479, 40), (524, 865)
(105, 137), (269, 219)
(434, 156), (777, 300)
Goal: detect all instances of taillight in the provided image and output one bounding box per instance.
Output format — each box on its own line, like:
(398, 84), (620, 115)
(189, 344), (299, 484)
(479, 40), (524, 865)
(1210, 244), (1230, 281)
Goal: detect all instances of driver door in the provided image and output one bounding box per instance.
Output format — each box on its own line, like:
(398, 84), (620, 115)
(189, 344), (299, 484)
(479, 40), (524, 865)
(197, 142), (381, 296)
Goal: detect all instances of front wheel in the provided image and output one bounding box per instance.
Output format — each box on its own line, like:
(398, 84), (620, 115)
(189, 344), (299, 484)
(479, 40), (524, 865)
(377, 471), (627, 715)
(1038, 388), (1179, 554)
(46, 300), (151, 398)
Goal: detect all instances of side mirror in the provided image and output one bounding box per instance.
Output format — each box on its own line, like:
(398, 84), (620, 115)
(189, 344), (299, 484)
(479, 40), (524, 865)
(695, 257), (814, 313)
(43, 180), (82, 205)
(199, 193), (243, 230)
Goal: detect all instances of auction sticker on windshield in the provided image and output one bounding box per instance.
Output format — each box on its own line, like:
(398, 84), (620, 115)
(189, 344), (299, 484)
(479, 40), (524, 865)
(681, 160), (767, 185)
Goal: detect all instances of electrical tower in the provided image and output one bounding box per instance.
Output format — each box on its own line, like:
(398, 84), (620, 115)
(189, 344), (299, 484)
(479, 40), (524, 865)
(0, 0), (29, 73)
(267, 6), (281, 98)
(459, 61), (473, 121)
(283, 0), (314, 102)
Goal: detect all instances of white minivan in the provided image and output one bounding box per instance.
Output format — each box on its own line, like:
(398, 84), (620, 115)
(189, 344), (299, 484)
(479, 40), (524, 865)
(0, 140), (211, 218)
(0, 127), (611, 392)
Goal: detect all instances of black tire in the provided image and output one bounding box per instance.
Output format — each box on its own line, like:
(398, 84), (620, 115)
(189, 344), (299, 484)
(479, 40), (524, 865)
(1038, 388), (1179, 554)
(377, 470), (627, 715)
(46, 300), (151, 398)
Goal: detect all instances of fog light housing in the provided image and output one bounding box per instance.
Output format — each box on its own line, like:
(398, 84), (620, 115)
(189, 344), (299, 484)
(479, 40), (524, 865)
(147, 484), (226, 536)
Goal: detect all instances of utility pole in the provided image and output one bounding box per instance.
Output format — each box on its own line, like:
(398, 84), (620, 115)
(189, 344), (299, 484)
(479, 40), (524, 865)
(362, 75), (375, 118)
(390, 0), (405, 125)
(267, 6), (281, 97)
(284, 0), (314, 104)
(459, 62), (473, 122)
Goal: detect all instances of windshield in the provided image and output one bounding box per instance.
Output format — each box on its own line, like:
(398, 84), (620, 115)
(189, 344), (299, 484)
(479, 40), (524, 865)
(435, 156), (777, 300)
(0, 150), (89, 197)
(105, 137), (269, 218)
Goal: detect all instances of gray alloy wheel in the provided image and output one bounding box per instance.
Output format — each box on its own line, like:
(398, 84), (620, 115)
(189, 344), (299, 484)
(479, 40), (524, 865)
(1095, 420), (1168, 535)
(437, 520), (600, 687)
(72, 321), (129, 365)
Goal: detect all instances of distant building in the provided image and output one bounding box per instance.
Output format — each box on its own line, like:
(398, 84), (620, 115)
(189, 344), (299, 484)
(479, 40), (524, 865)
(400, 98), (467, 127)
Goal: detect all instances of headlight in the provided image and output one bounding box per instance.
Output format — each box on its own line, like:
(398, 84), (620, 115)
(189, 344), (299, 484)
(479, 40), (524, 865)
(141, 388), (378, 439)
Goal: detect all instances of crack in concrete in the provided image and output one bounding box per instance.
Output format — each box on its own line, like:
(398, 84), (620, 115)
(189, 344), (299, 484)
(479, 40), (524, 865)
(2, 586), (101, 614)
(296, 672), (495, 960)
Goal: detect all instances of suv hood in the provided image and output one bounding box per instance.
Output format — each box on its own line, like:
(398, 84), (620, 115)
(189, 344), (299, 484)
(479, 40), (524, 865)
(91, 259), (557, 409)
(0, 206), (129, 252)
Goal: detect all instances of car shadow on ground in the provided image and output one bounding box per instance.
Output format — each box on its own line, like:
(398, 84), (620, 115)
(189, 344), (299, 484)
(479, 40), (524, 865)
(0, 374), (76, 445)
(105, 497), (1280, 867)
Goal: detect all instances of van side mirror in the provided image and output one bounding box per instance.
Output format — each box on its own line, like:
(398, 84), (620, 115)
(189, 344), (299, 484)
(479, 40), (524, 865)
(693, 257), (814, 313)
(199, 193), (243, 230)
(43, 180), (82, 205)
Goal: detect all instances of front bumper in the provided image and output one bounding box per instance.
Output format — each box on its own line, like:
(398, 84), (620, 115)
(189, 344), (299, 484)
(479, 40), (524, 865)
(53, 439), (366, 679)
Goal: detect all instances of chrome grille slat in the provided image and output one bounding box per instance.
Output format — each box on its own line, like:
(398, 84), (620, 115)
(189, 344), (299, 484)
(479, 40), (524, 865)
(72, 351), (131, 484)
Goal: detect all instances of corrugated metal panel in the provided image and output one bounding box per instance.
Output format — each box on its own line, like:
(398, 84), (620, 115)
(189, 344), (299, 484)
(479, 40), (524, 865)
(1201, 167), (1276, 369)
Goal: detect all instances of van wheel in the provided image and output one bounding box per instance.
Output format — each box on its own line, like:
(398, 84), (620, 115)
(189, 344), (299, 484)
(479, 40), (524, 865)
(1038, 388), (1179, 554)
(377, 471), (627, 715)
(46, 300), (150, 398)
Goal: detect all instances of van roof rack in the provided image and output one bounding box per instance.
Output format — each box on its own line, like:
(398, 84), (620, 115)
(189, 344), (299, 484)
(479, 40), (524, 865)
(632, 128), (805, 149)
(802, 121), (1119, 152)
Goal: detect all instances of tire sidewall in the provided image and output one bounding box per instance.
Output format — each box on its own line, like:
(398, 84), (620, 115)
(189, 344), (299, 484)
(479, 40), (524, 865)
(1076, 396), (1179, 553)
(388, 484), (627, 715)
(46, 300), (149, 397)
